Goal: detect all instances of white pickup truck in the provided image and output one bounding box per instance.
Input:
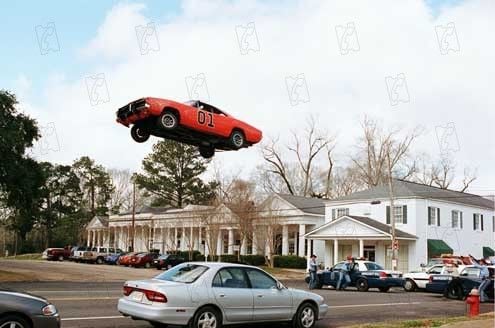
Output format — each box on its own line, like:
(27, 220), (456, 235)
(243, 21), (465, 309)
(403, 264), (463, 291)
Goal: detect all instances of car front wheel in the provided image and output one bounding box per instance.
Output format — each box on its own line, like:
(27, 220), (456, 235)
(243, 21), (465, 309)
(404, 279), (417, 292)
(158, 112), (178, 130)
(131, 125), (150, 143)
(96, 257), (104, 265)
(58, 255), (64, 261)
(199, 146), (215, 159)
(230, 130), (245, 149)
(190, 306), (222, 328)
(356, 278), (369, 292)
(293, 302), (317, 328)
(0, 315), (31, 328)
(445, 284), (463, 300)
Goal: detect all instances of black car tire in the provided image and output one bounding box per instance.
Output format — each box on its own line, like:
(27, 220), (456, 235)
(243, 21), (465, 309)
(230, 130), (245, 149)
(199, 146), (215, 159)
(149, 321), (168, 328)
(403, 279), (417, 292)
(190, 306), (222, 328)
(356, 278), (369, 292)
(0, 315), (31, 328)
(378, 287), (390, 293)
(96, 257), (104, 265)
(131, 125), (150, 143)
(445, 284), (464, 300)
(293, 302), (317, 328)
(158, 112), (178, 130)
(58, 255), (64, 261)
(145, 262), (151, 269)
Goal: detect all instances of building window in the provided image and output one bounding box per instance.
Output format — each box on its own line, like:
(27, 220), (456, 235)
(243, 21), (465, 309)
(428, 207), (440, 226)
(332, 208), (349, 220)
(393, 206), (404, 224)
(451, 210), (462, 229)
(386, 205), (407, 224)
(473, 213), (483, 231)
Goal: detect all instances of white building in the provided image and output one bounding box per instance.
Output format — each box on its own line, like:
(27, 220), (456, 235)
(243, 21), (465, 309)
(305, 179), (495, 271)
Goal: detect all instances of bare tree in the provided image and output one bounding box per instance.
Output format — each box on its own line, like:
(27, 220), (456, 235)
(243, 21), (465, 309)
(108, 169), (149, 214)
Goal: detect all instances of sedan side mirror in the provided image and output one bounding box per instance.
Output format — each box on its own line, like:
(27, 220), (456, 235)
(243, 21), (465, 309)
(276, 281), (286, 290)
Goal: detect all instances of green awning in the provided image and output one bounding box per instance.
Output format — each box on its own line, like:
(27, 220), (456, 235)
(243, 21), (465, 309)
(428, 239), (453, 257)
(483, 246), (495, 258)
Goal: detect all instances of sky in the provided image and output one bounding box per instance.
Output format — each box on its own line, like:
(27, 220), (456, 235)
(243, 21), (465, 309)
(1, 0), (494, 197)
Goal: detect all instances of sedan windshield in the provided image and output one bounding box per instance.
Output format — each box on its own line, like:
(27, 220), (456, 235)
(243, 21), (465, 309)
(155, 264), (208, 283)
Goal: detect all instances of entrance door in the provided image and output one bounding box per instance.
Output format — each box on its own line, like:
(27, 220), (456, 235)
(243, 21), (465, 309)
(364, 246), (376, 262)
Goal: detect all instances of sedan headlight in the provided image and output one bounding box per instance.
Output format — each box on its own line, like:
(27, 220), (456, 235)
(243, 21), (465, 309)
(42, 304), (58, 316)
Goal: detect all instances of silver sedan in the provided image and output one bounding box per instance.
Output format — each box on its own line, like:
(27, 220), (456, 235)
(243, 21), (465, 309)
(118, 262), (328, 328)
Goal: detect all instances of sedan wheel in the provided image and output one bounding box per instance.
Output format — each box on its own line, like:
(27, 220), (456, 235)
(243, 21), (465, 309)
(294, 303), (316, 328)
(192, 307), (221, 328)
(404, 279), (416, 292)
(230, 130), (245, 149)
(131, 125), (150, 143)
(0, 315), (30, 328)
(356, 278), (369, 292)
(158, 112), (178, 130)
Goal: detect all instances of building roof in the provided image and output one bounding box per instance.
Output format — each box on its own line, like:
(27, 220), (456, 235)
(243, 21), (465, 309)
(328, 179), (494, 210)
(276, 193), (325, 215)
(347, 215), (417, 239)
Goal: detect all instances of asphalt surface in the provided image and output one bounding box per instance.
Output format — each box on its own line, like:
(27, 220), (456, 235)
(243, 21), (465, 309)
(2, 280), (494, 328)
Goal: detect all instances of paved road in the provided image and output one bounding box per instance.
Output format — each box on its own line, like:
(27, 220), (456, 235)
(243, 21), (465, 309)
(3, 281), (493, 328)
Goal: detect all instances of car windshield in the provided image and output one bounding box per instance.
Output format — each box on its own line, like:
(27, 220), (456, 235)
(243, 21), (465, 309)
(158, 255), (169, 259)
(364, 262), (384, 270)
(155, 263), (208, 283)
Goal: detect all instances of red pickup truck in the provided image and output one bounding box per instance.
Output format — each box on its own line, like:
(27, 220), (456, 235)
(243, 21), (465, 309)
(42, 247), (71, 261)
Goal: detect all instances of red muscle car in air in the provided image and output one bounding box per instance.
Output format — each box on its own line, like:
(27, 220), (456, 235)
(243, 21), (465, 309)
(116, 98), (262, 158)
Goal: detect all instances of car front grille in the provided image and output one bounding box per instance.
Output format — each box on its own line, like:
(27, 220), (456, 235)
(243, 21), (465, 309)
(117, 98), (147, 120)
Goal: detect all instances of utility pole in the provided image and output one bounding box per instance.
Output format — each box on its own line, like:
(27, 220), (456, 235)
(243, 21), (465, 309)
(386, 148), (398, 271)
(131, 176), (136, 252)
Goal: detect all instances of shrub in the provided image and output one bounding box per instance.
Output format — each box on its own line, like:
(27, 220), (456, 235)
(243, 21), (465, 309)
(273, 255), (307, 269)
(240, 255), (266, 266)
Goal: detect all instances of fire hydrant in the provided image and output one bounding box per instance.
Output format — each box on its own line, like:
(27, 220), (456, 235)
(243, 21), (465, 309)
(466, 288), (480, 317)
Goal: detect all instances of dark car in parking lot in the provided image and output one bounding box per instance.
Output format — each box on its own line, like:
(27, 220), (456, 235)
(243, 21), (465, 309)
(105, 251), (127, 265)
(307, 260), (404, 292)
(0, 289), (60, 328)
(443, 266), (494, 301)
(130, 252), (160, 268)
(152, 254), (185, 270)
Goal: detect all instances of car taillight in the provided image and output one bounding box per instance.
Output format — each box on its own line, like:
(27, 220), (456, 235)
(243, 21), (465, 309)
(429, 276), (433, 283)
(123, 285), (133, 296)
(144, 290), (167, 303)
(379, 272), (387, 279)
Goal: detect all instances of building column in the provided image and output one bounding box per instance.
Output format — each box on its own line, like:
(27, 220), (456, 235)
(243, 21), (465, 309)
(87, 230), (91, 247)
(252, 229), (258, 255)
(174, 227), (178, 251)
(359, 239), (364, 258)
(282, 225), (289, 255)
(195, 227), (201, 252)
(217, 230), (223, 255)
(298, 224), (306, 257)
(306, 237), (312, 268)
(190, 225), (194, 250)
(240, 235), (247, 255)
(333, 239), (339, 265)
(181, 226), (186, 251)
(228, 228), (234, 255)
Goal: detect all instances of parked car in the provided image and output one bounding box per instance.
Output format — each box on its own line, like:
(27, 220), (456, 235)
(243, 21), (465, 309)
(81, 247), (123, 264)
(42, 247), (71, 261)
(0, 289), (60, 328)
(69, 245), (88, 262)
(153, 254), (185, 270)
(403, 264), (462, 291)
(306, 260), (403, 292)
(130, 252), (160, 268)
(106, 251), (127, 265)
(118, 262), (328, 328)
(116, 98), (263, 158)
(118, 252), (142, 266)
(443, 266), (494, 301)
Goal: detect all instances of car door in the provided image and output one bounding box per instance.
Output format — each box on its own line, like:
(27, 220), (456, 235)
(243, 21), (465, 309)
(245, 268), (293, 321)
(211, 267), (253, 322)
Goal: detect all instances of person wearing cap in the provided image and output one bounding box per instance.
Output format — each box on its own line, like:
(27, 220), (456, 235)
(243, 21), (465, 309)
(477, 261), (491, 302)
(308, 254), (318, 289)
(337, 255), (353, 290)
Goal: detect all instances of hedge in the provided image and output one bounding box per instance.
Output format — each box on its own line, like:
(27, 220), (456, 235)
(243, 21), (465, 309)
(273, 255), (307, 269)
(190, 254), (266, 266)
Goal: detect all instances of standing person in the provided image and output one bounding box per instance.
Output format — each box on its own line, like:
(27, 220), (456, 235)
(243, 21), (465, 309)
(308, 254), (318, 289)
(337, 255), (353, 290)
(478, 260), (491, 302)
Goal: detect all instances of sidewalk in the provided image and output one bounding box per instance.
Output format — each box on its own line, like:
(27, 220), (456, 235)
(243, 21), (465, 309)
(441, 315), (494, 328)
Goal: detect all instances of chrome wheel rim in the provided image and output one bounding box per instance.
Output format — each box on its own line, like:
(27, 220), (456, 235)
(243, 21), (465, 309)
(233, 133), (243, 147)
(136, 128), (146, 138)
(405, 281), (412, 290)
(198, 311), (217, 328)
(301, 307), (315, 328)
(162, 114), (175, 128)
(1, 321), (25, 328)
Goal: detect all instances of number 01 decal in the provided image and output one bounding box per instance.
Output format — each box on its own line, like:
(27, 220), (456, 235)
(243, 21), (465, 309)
(197, 110), (214, 128)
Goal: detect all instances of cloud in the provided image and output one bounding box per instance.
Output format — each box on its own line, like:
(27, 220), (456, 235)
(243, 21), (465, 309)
(22, 0), (495, 191)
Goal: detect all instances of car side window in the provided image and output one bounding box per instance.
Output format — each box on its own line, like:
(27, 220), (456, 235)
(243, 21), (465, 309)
(428, 266), (442, 274)
(212, 268), (249, 288)
(333, 262), (346, 270)
(245, 269), (277, 289)
(101, 248), (107, 253)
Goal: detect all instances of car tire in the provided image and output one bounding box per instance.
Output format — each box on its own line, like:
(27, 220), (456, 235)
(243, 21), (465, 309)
(131, 125), (150, 143)
(96, 257), (104, 265)
(190, 306), (222, 328)
(356, 278), (369, 292)
(145, 262), (151, 269)
(0, 315), (31, 328)
(404, 279), (417, 292)
(149, 321), (168, 328)
(293, 302), (317, 328)
(158, 111), (178, 130)
(445, 284), (463, 300)
(229, 130), (245, 149)
(199, 146), (215, 159)
(378, 287), (390, 293)
(58, 255), (64, 261)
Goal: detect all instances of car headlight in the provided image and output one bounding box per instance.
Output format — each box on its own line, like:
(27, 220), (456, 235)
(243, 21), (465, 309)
(42, 304), (58, 316)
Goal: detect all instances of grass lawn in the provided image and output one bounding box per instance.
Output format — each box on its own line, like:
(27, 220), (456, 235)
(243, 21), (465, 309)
(347, 313), (494, 328)
(0, 269), (37, 282)
(3, 253), (43, 260)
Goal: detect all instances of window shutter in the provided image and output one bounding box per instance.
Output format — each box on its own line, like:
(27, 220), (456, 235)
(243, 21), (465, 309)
(403, 205), (407, 224)
(437, 208), (441, 226)
(386, 206), (390, 224)
(428, 207), (432, 225)
(481, 215), (484, 231)
(473, 214), (476, 230)
(345, 208), (349, 216)
(451, 210), (455, 228)
(332, 209), (336, 220)
(460, 212), (463, 229)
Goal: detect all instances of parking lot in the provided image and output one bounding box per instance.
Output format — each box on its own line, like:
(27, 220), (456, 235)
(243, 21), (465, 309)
(1, 259), (493, 327)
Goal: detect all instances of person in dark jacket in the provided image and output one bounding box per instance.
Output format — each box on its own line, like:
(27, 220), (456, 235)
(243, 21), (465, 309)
(337, 255), (353, 290)
(308, 254), (318, 289)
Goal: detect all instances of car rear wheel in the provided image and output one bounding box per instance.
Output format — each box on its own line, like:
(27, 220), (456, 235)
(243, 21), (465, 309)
(230, 130), (245, 149)
(144, 262), (151, 269)
(356, 278), (369, 292)
(96, 257), (104, 265)
(131, 125), (150, 143)
(0, 315), (31, 328)
(293, 302), (317, 328)
(378, 287), (390, 293)
(58, 255), (64, 261)
(190, 306), (222, 328)
(446, 284), (463, 300)
(404, 279), (417, 292)
(158, 112), (178, 130)
(199, 146), (215, 159)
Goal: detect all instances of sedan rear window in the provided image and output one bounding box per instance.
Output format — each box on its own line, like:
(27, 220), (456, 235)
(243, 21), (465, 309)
(364, 262), (384, 271)
(155, 264), (208, 283)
